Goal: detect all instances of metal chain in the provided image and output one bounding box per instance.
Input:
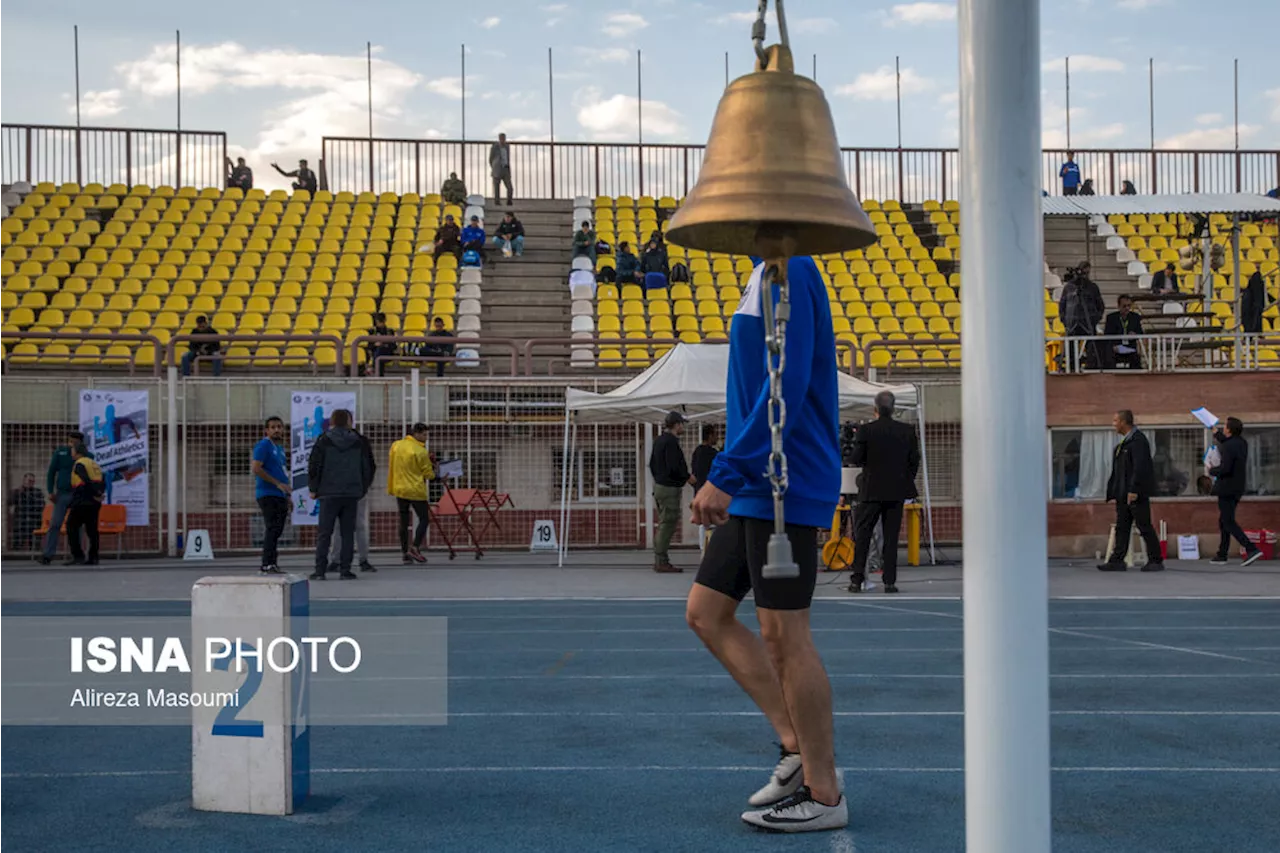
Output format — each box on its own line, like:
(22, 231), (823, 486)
(752, 0), (790, 64)
(759, 263), (791, 535)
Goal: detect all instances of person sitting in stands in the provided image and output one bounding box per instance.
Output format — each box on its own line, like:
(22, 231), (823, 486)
(493, 212), (525, 258)
(461, 216), (486, 261)
(226, 157), (253, 191)
(640, 238), (669, 289)
(615, 241), (641, 285)
(441, 172), (468, 206)
(1121, 179), (1137, 196)
(368, 312), (397, 377)
(421, 317), (455, 378)
(271, 159), (317, 193)
(573, 221), (597, 265)
(182, 315), (222, 376)
(434, 214), (462, 260)
(1102, 294), (1144, 369)
(1150, 262), (1178, 296)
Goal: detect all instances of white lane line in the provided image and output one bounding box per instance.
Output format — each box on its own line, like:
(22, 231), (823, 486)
(7, 766), (1279, 780)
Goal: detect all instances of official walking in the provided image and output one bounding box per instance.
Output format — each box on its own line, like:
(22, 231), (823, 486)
(1208, 417), (1264, 566)
(307, 409), (376, 581)
(1098, 409), (1165, 572)
(848, 391), (920, 593)
(649, 411), (695, 573)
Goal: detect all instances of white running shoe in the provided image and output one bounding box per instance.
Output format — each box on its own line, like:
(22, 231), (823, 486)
(748, 746), (804, 807)
(742, 786), (848, 833)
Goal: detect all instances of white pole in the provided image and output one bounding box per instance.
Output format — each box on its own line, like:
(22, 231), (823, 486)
(959, 1), (1051, 852)
(643, 423), (655, 550)
(558, 406), (571, 567)
(166, 366), (179, 556)
(913, 384), (937, 565)
(410, 367), (421, 426)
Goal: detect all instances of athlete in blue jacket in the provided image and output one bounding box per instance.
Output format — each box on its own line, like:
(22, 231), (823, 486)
(687, 255), (847, 832)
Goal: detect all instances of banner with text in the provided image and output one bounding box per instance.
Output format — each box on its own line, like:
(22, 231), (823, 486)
(289, 391), (357, 526)
(79, 389), (149, 526)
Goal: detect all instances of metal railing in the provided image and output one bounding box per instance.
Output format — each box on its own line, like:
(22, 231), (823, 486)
(321, 136), (1280, 202)
(1, 124), (227, 189)
(1050, 331), (1280, 374)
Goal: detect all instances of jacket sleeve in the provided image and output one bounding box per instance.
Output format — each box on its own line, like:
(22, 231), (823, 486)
(849, 424), (869, 467)
(307, 437), (325, 493)
(709, 259), (818, 497)
(361, 436), (376, 493)
(907, 426), (921, 483)
(46, 451), (59, 495)
(1208, 442), (1235, 479)
(1130, 438), (1155, 496)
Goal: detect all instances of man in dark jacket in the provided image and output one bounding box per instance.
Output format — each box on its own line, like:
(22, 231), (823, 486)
(493, 212), (525, 257)
(1099, 409), (1164, 572)
(434, 215), (462, 260)
(848, 391), (920, 593)
(39, 430), (90, 565)
(1150, 263), (1178, 296)
(440, 172), (467, 206)
(66, 444), (105, 566)
(648, 410), (695, 573)
(182, 315), (223, 376)
(421, 317), (455, 377)
(8, 473), (45, 550)
(1102, 295), (1144, 369)
(1058, 263), (1105, 370)
(615, 241), (641, 284)
(1240, 270), (1265, 334)
(271, 159), (317, 193)
(690, 426), (720, 553)
(1208, 417), (1263, 566)
(226, 157), (253, 191)
(307, 409), (375, 581)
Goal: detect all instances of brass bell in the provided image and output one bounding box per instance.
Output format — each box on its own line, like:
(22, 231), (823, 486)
(666, 44), (877, 258)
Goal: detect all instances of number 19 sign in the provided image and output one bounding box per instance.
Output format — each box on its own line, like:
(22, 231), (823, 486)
(530, 520), (558, 552)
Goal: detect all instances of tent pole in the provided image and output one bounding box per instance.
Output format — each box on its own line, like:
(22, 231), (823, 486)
(558, 406), (571, 566)
(1231, 212), (1241, 367)
(643, 423), (655, 552)
(915, 383), (937, 565)
(566, 421), (578, 560)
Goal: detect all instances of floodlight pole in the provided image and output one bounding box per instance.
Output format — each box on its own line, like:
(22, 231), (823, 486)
(959, 0), (1051, 852)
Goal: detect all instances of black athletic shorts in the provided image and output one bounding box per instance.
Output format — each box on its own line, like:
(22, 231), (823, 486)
(694, 516), (819, 611)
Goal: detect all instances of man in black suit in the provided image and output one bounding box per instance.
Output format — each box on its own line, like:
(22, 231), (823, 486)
(1102, 295), (1144, 369)
(848, 391), (920, 594)
(1098, 409), (1164, 572)
(1208, 417), (1264, 567)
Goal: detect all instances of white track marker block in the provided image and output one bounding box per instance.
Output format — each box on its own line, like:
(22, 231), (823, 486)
(183, 530), (215, 560)
(530, 520), (558, 552)
(191, 575), (310, 815)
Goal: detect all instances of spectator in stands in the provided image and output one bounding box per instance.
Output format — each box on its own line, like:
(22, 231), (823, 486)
(1079, 178), (1096, 196)
(1098, 409), (1164, 573)
(1058, 262), (1104, 369)
(8, 472), (44, 551)
(272, 159), (317, 193)
(181, 315), (223, 376)
(1241, 269), (1265, 334)
(307, 408), (375, 581)
(640, 238), (669, 290)
(441, 171), (468, 206)
(226, 156), (253, 191)
(461, 215), (486, 261)
(493, 212), (525, 258)
(573, 220), (597, 265)
(1267, 187), (1279, 200)
(422, 317), (455, 377)
(648, 410), (695, 573)
(367, 313), (397, 377)
(1060, 152), (1082, 196)
(489, 133), (513, 206)
(388, 423), (435, 564)
(434, 214), (462, 260)
(251, 416), (290, 575)
(1208, 416), (1264, 567)
(615, 241), (641, 284)
(64, 443), (105, 566)
(1150, 262), (1178, 296)
(1121, 180), (1138, 196)
(37, 431), (90, 565)
(1102, 295), (1144, 369)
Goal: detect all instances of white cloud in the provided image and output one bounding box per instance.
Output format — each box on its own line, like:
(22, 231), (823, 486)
(573, 86), (682, 141)
(1042, 55), (1125, 73)
(541, 2), (568, 10)
(938, 90), (959, 122)
(71, 89), (124, 119)
(1158, 124), (1256, 150)
(480, 16), (501, 29)
(1116, 0), (1166, 9)
(792, 17), (838, 34)
(602, 12), (648, 38)
(836, 66), (934, 100)
(495, 118), (549, 140)
(1195, 113), (1224, 126)
(576, 47), (632, 64)
(713, 11), (758, 25)
(882, 3), (957, 26)
(424, 77), (463, 100)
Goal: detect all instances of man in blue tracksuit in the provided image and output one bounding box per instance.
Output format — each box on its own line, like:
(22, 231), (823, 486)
(1060, 151), (1081, 196)
(686, 256), (847, 833)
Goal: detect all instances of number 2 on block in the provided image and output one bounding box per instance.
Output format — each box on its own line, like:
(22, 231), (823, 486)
(211, 644), (265, 738)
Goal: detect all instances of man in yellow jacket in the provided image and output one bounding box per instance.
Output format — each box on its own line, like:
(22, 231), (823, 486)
(388, 423), (435, 564)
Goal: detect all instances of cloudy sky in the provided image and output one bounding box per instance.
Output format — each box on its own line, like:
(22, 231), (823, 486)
(3, 0), (1277, 189)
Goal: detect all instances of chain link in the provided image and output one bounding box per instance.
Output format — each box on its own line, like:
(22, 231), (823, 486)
(752, 0), (790, 63)
(760, 263), (791, 534)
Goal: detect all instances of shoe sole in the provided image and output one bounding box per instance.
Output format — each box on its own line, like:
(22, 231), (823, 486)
(1241, 552), (1263, 567)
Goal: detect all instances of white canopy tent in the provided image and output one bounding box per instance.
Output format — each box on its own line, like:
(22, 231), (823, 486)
(556, 343), (931, 564)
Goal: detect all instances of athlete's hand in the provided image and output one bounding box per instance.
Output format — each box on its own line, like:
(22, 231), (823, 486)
(691, 482), (731, 526)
